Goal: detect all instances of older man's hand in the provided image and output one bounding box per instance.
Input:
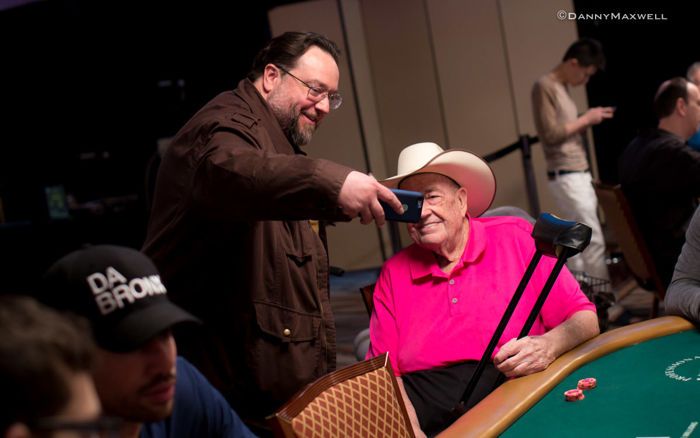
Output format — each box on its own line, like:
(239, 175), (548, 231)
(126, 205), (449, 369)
(492, 336), (556, 378)
(492, 311), (599, 378)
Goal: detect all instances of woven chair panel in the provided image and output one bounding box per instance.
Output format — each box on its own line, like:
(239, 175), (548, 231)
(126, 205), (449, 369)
(291, 367), (411, 437)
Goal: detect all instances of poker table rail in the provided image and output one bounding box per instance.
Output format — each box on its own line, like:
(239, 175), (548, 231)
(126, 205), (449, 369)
(438, 316), (694, 437)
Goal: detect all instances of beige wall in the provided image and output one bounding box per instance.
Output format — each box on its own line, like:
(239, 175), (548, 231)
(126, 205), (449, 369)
(499, 0), (595, 215)
(268, 0), (588, 270)
(426, 0), (522, 210)
(358, 0), (448, 248)
(358, 0), (447, 173)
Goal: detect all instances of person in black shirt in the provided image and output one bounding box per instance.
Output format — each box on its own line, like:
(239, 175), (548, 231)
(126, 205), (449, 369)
(620, 77), (700, 286)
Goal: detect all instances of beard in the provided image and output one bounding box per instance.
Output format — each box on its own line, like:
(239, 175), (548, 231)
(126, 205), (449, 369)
(268, 92), (317, 146)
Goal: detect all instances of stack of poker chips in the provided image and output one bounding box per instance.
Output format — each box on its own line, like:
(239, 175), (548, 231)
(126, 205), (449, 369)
(564, 377), (597, 401)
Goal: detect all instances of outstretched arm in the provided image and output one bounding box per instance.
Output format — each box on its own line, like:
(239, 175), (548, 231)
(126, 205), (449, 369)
(192, 130), (401, 224)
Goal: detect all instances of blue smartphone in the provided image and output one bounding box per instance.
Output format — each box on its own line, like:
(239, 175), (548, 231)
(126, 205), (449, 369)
(380, 188), (424, 223)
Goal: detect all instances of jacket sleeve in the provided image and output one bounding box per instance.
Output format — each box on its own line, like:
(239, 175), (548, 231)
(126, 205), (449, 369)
(531, 80), (569, 146)
(190, 122), (354, 222)
(666, 207), (700, 324)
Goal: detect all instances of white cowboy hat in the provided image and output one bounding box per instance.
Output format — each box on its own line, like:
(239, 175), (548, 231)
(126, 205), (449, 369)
(381, 142), (496, 217)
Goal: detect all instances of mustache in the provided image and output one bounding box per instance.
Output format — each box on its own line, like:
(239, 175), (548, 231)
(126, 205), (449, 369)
(300, 109), (318, 122)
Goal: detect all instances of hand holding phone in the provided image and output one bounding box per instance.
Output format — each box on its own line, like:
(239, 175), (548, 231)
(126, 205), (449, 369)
(380, 189), (424, 223)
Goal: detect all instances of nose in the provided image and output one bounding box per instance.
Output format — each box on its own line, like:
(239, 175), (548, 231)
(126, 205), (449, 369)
(315, 95), (331, 115)
(419, 203), (432, 220)
(141, 331), (176, 369)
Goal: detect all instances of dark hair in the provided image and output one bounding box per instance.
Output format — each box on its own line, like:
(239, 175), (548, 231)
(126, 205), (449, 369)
(0, 295), (94, 433)
(654, 77), (689, 119)
(248, 31), (340, 81)
(562, 38), (606, 70)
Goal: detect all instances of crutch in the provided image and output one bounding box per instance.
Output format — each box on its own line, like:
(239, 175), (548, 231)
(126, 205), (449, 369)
(452, 213), (592, 416)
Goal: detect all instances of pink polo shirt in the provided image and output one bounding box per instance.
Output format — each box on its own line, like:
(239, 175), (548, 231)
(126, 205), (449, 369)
(367, 216), (595, 376)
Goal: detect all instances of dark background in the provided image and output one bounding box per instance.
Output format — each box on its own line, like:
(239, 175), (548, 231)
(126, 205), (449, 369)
(575, 0), (700, 182)
(0, 0), (286, 291)
(0, 0), (697, 292)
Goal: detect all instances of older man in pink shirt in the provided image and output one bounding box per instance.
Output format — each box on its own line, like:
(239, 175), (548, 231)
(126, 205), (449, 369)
(367, 142), (599, 437)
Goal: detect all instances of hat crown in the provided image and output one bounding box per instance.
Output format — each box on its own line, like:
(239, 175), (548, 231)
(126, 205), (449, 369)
(39, 245), (197, 352)
(397, 142), (445, 175)
(381, 141), (497, 217)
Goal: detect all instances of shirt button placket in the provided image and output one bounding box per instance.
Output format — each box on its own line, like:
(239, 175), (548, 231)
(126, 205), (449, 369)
(448, 278), (459, 314)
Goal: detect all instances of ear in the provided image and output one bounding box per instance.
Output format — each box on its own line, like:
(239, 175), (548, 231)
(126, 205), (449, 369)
(456, 187), (468, 216)
(261, 63), (283, 94)
(4, 423), (31, 438)
(677, 97), (688, 116)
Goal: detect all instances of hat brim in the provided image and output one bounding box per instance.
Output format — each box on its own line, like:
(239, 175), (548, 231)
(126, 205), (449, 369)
(381, 149), (496, 217)
(96, 300), (200, 352)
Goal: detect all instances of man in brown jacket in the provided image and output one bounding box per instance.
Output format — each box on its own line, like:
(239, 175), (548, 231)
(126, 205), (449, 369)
(142, 31), (401, 432)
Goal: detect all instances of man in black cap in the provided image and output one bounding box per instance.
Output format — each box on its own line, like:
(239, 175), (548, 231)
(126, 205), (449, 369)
(37, 245), (255, 438)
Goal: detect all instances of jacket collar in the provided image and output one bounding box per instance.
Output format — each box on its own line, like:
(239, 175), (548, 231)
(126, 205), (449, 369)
(233, 79), (306, 156)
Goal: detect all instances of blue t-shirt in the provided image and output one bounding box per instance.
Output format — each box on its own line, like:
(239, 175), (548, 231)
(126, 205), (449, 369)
(140, 357), (256, 438)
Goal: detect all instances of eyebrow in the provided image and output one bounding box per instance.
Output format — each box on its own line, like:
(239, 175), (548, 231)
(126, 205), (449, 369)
(309, 79), (337, 93)
(294, 71), (336, 93)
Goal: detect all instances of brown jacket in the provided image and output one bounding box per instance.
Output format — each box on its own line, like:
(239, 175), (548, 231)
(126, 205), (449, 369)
(143, 79), (353, 422)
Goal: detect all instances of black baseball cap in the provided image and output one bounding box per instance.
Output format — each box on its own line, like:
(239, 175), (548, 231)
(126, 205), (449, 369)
(37, 245), (199, 352)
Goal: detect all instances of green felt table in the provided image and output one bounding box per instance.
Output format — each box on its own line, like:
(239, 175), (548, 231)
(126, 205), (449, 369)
(439, 316), (698, 437)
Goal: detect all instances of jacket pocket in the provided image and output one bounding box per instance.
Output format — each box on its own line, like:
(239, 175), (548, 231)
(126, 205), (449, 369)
(250, 301), (322, 402)
(273, 224), (319, 311)
(286, 251), (312, 267)
(253, 301), (320, 343)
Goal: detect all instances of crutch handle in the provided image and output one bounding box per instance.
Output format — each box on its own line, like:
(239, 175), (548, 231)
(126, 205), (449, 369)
(533, 213), (592, 257)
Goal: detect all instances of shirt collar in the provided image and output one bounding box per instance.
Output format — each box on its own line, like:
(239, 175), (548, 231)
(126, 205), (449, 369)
(656, 128), (685, 143)
(408, 216), (488, 280)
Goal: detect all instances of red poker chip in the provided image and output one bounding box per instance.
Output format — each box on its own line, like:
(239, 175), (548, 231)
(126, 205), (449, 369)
(577, 377), (597, 390)
(564, 388), (585, 401)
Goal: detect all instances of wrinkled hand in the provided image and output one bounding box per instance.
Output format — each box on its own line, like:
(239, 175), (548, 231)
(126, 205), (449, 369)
(493, 336), (556, 378)
(337, 171), (403, 226)
(584, 106), (614, 125)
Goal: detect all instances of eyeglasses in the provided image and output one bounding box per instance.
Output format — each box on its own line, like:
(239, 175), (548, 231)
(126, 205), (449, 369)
(275, 65), (343, 110)
(31, 416), (123, 438)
